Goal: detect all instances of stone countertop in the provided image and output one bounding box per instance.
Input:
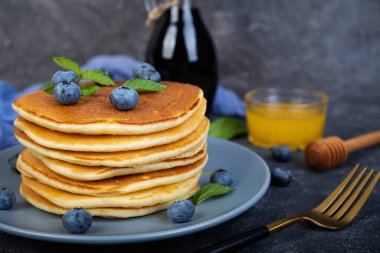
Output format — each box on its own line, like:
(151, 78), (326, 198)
(1, 0), (379, 251)
(0, 136), (379, 252)
(1, 82), (380, 252)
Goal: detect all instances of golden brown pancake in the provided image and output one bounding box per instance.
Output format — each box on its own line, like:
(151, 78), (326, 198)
(14, 99), (206, 152)
(21, 173), (200, 208)
(29, 145), (207, 181)
(12, 82), (204, 135)
(14, 118), (209, 167)
(17, 150), (207, 196)
(20, 183), (197, 218)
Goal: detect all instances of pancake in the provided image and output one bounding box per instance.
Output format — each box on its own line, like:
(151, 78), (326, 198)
(30, 145), (207, 181)
(14, 118), (209, 167)
(14, 99), (206, 152)
(21, 173), (200, 208)
(17, 150), (207, 196)
(12, 82), (204, 135)
(20, 183), (197, 218)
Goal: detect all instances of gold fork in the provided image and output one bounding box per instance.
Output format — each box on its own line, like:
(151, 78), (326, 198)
(197, 164), (379, 253)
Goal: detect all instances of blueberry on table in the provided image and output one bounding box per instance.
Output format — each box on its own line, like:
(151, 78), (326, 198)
(109, 86), (139, 110)
(0, 187), (16, 210)
(210, 169), (234, 186)
(52, 70), (78, 85)
(271, 146), (292, 162)
(167, 200), (195, 223)
(54, 82), (81, 105)
(62, 208), (92, 234)
(132, 63), (161, 82)
(271, 167), (293, 187)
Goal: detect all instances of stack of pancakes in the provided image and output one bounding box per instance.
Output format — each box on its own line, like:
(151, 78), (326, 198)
(12, 82), (209, 218)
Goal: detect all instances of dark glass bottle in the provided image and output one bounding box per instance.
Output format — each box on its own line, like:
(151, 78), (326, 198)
(146, 1), (218, 112)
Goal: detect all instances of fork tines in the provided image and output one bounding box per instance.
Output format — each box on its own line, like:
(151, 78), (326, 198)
(316, 164), (379, 223)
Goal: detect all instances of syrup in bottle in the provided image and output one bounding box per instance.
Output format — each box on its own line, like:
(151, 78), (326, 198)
(146, 0), (218, 112)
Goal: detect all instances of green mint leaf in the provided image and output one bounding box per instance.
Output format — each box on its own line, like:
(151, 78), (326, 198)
(82, 70), (115, 86)
(192, 183), (234, 205)
(80, 84), (100, 96)
(122, 79), (167, 92)
(42, 82), (54, 95)
(53, 57), (82, 77)
(208, 117), (247, 139)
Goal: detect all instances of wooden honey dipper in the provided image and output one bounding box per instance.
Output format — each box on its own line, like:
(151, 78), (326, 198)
(305, 130), (380, 171)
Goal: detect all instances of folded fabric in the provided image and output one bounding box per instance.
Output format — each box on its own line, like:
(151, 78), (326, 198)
(0, 55), (245, 150)
(0, 81), (44, 149)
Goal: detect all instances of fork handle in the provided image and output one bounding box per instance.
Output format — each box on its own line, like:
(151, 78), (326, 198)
(196, 215), (304, 253)
(195, 226), (270, 253)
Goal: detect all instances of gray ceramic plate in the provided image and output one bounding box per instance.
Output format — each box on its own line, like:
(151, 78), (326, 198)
(0, 137), (270, 244)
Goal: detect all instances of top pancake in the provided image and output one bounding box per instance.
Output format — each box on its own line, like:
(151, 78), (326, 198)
(12, 81), (203, 135)
(14, 99), (206, 152)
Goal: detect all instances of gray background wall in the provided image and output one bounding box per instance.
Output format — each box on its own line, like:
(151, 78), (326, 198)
(0, 0), (379, 119)
(0, 2), (380, 251)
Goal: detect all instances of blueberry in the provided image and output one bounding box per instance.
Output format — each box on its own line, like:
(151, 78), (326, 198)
(210, 169), (234, 186)
(8, 153), (19, 173)
(62, 208), (92, 234)
(132, 63), (161, 82)
(271, 146), (292, 162)
(271, 167), (293, 187)
(132, 63), (155, 78)
(167, 200), (195, 223)
(99, 67), (115, 80)
(109, 86), (139, 110)
(146, 70), (161, 82)
(52, 71), (78, 85)
(54, 82), (81, 105)
(0, 187), (16, 210)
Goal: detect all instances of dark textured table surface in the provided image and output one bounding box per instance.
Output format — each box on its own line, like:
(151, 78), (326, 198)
(0, 111), (379, 253)
(0, 1), (379, 252)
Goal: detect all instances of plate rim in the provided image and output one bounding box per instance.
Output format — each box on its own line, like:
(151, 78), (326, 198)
(0, 137), (270, 244)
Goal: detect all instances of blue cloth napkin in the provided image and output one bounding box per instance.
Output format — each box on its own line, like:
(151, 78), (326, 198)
(0, 55), (245, 150)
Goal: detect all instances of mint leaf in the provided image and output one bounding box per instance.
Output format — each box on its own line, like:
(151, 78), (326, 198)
(82, 70), (115, 86)
(80, 84), (100, 96)
(53, 57), (82, 77)
(208, 117), (247, 139)
(122, 79), (166, 92)
(42, 82), (54, 95)
(192, 183), (234, 205)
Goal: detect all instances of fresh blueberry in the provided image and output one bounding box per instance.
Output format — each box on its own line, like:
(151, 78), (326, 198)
(271, 167), (293, 187)
(8, 153), (19, 173)
(54, 82), (81, 105)
(0, 187), (16, 210)
(132, 63), (161, 82)
(132, 63), (155, 78)
(210, 169), (234, 186)
(167, 200), (195, 223)
(271, 146), (292, 162)
(62, 208), (92, 234)
(99, 67), (115, 80)
(146, 70), (161, 82)
(109, 86), (139, 110)
(52, 70), (78, 85)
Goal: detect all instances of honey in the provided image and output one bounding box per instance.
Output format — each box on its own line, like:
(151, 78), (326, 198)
(245, 88), (328, 151)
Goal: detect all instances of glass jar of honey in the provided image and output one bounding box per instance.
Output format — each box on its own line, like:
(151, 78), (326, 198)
(245, 87), (329, 151)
